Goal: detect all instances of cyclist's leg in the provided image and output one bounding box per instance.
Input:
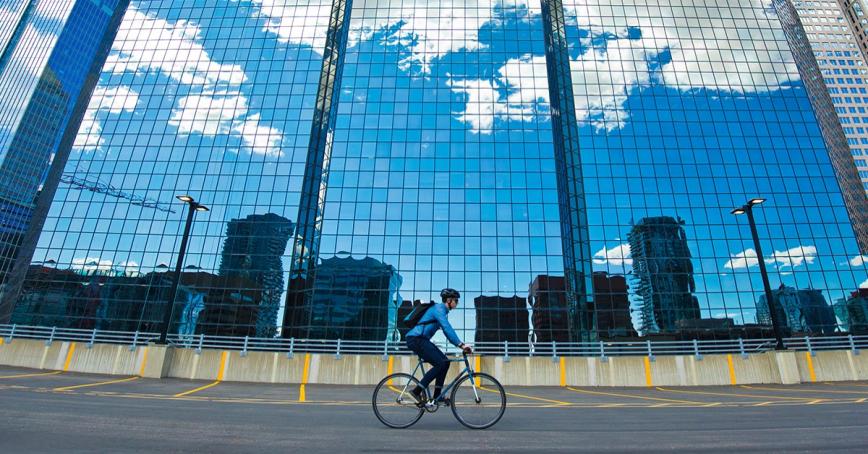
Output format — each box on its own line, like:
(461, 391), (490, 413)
(413, 338), (449, 396)
(431, 351), (450, 400)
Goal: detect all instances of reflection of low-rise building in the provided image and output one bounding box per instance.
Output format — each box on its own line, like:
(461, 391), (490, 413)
(757, 285), (836, 335)
(834, 288), (868, 335)
(592, 272), (637, 339)
(628, 216), (701, 334)
(474, 295), (529, 354)
(529, 275), (569, 344)
(285, 255), (402, 341)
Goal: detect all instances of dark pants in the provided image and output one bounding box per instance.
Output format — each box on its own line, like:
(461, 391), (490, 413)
(406, 336), (450, 397)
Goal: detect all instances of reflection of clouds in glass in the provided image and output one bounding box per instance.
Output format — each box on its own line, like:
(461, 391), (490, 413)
(447, 54), (548, 133)
(169, 93), (283, 157)
(592, 243), (632, 267)
(71, 257), (113, 272)
(850, 254), (868, 267)
(725, 245), (817, 270)
(240, 0), (334, 51)
(74, 85), (139, 152)
(861, 278), (868, 289)
(104, 7), (246, 89)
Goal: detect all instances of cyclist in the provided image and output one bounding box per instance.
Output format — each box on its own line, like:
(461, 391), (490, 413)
(405, 288), (472, 406)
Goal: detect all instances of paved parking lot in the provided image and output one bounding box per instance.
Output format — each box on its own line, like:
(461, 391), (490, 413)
(1, 365), (867, 452)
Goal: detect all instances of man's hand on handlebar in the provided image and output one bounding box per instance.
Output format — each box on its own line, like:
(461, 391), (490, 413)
(459, 343), (473, 354)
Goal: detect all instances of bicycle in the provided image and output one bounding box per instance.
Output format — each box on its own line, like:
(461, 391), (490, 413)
(372, 351), (506, 429)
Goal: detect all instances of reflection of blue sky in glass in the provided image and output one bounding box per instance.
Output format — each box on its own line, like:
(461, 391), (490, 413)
(10, 0), (865, 338)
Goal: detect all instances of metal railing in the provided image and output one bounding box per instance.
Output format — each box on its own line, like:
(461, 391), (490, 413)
(1, 324), (865, 359)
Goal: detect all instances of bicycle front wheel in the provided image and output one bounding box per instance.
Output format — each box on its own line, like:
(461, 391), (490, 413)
(450, 372), (506, 429)
(372, 373), (425, 429)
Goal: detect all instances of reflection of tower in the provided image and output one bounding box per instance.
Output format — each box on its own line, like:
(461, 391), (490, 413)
(628, 216), (700, 334)
(528, 275), (569, 343)
(0, 0), (131, 323)
(592, 272), (637, 338)
(837, 288), (868, 334)
(288, 255), (401, 341)
(757, 285), (836, 335)
(474, 295), (529, 353)
(219, 213), (293, 338)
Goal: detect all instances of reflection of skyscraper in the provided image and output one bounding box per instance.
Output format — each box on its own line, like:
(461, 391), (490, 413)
(528, 275), (569, 344)
(219, 213), (293, 337)
(757, 285), (837, 335)
(628, 216), (700, 334)
(836, 288), (868, 334)
(0, 0), (130, 323)
(287, 255), (401, 341)
(474, 295), (529, 353)
(592, 272), (637, 339)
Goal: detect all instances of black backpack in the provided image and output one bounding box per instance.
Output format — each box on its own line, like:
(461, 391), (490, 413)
(402, 302), (435, 329)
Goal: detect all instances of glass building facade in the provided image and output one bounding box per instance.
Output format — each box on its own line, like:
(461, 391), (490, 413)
(1, 0), (867, 345)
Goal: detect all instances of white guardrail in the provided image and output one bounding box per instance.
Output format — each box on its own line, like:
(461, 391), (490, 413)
(1, 324), (866, 359)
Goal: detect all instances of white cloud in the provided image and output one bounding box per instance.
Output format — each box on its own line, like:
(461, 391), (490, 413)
(850, 255), (868, 267)
(861, 278), (868, 289)
(593, 243), (632, 267)
(74, 85), (140, 152)
(71, 257), (113, 272)
(766, 245), (817, 269)
(448, 54), (549, 132)
(724, 248), (759, 270)
(169, 93), (283, 157)
(104, 7), (247, 89)
(242, 0), (334, 51)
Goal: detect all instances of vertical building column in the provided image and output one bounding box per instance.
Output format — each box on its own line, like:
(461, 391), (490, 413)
(774, 0), (868, 253)
(283, 0), (354, 337)
(540, 0), (596, 342)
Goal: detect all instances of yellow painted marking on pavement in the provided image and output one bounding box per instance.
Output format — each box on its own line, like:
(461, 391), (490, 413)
(172, 351), (228, 398)
(138, 347), (148, 377)
(753, 401), (773, 407)
(741, 384), (868, 395)
(386, 355), (394, 386)
(807, 399), (824, 405)
(657, 386), (813, 401)
(805, 352), (816, 382)
(173, 380), (220, 398)
(299, 353), (311, 402)
(643, 357), (652, 387)
(856, 397), (866, 403)
(63, 342), (76, 371)
(482, 386), (570, 406)
(559, 357), (566, 387)
(703, 402), (721, 408)
(54, 376), (138, 392)
(0, 370), (62, 379)
(727, 354), (737, 385)
(569, 386), (704, 405)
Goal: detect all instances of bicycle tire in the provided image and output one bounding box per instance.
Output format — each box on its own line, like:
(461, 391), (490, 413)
(372, 373), (425, 429)
(450, 372), (506, 429)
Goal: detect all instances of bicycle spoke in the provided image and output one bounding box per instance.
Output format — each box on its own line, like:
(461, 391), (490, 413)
(372, 373), (425, 429)
(450, 372), (506, 429)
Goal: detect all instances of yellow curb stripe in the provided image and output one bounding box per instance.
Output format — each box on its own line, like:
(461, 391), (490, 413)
(299, 353), (311, 402)
(559, 357), (566, 387)
(474, 355), (481, 373)
(54, 375), (138, 392)
(0, 370), (63, 379)
(63, 342), (76, 372)
(216, 351), (228, 381)
(805, 352), (816, 382)
(727, 354), (737, 385)
(0, 338), (4, 345)
(138, 347), (148, 377)
(643, 357), (652, 387)
(173, 380), (220, 398)
(386, 355), (394, 386)
(569, 386), (704, 405)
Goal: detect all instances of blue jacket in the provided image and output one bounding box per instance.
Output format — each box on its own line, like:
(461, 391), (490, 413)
(405, 303), (462, 347)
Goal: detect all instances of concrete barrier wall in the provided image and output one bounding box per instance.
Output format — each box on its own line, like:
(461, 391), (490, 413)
(2, 338), (867, 387)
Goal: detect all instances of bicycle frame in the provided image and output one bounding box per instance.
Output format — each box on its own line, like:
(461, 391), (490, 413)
(405, 353), (481, 404)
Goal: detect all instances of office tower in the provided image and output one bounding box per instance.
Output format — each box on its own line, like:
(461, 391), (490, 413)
(473, 295), (529, 353)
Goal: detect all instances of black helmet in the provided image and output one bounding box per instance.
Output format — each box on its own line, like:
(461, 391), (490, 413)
(440, 288), (460, 300)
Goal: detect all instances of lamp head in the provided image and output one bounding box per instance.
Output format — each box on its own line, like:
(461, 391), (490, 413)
(195, 205), (209, 212)
(748, 198), (766, 206)
(731, 208), (746, 215)
(176, 195), (194, 203)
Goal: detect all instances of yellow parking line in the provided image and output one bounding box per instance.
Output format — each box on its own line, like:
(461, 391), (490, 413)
(299, 353), (311, 402)
(54, 376), (139, 392)
(568, 386), (705, 405)
(63, 342), (77, 371)
(657, 386), (813, 401)
(0, 370), (63, 379)
(173, 351), (228, 398)
(482, 386), (570, 406)
(740, 384), (868, 395)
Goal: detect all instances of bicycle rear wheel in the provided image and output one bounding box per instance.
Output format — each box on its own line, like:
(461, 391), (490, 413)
(372, 373), (425, 429)
(450, 372), (506, 429)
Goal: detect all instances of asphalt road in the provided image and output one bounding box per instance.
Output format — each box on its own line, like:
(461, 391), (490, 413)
(1, 366), (867, 453)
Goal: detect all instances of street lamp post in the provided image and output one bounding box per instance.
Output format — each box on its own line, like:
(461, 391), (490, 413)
(731, 198), (785, 350)
(158, 195), (209, 344)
